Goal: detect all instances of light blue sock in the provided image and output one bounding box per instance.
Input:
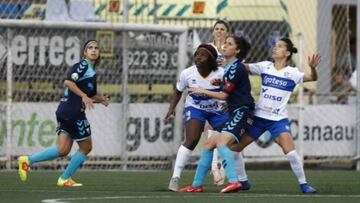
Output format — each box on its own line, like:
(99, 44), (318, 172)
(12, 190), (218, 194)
(29, 147), (60, 165)
(61, 151), (87, 179)
(192, 149), (213, 187)
(218, 146), (238, 183)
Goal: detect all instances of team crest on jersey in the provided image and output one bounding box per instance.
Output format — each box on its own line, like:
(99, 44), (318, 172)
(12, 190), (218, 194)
(191, 79), (196, 84)
(71, 73), (79, 81)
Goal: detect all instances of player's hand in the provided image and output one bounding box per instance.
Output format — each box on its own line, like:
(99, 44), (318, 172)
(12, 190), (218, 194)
(214, 38), (221, 49)
(221, 102), (228, 112)
(189, 87), (206, 96)
(165, 109), (175, 120)
(211, 78), (222, 86)
(308, 54), (321, 69)
(101, 95), (110, 107)
(82, 95), (94, 110)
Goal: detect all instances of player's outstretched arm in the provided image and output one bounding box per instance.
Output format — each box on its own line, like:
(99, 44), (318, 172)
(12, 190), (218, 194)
(165, 89), (182, 120)
(64, 80), (94, 109)
(190, 87), (228, 100)
(303, 54), (321, 82)
(92, 95), (110, 106)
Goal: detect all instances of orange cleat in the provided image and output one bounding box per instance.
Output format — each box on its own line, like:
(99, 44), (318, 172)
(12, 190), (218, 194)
(179, 185), (203, 193)
(220, 182), (241, 193)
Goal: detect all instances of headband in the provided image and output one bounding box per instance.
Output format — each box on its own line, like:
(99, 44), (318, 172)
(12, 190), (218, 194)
(196, 47), (216, 61)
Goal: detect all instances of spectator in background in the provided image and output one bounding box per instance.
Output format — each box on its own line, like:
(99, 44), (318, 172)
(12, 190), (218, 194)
(336, 37), (356, 80)
(332, 68), (355, 104)
(333, 37), (357, 104)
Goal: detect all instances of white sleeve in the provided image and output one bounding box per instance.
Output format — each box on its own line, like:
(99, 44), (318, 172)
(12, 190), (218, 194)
(293, 68), (305, 84)
(248, 61), (271, 75)
(176, 69), (187, 92)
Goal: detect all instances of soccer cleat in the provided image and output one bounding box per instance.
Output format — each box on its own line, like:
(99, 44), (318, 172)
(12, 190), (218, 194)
(220, 182), (241, 193)
(18, 156), (30, 182)
(179, 185), (203, 193)
(212, 168), (225, 186)
(239, 180), (251, 190)
(57, 177), (83, 187)
(300, 183), (317, 194)
(168, 177), (180, 191)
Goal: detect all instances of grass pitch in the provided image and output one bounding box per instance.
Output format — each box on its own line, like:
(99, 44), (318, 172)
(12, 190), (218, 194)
(0, 170), (359, 203)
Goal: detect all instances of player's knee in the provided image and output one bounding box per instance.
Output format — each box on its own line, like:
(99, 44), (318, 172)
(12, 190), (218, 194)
(79, 144), (92, 155)
(183, 140), (197, 150)
(204, 136), (217, 149)
(58, 147), (71, 157)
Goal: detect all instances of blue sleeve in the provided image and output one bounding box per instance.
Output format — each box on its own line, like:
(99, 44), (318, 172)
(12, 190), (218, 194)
(66, 60), (89, 82)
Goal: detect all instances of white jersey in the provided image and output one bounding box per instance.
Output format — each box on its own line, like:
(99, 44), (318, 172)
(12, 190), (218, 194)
(177, 65), (224, 112)
(249, 61), (304, 121)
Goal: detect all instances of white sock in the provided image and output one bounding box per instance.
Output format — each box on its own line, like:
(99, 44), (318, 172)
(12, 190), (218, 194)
(286, 150), (306, 184)
(208, 130), (220, 171)
(234, 151), (248, 181)
(172, 145), (192, 178)
(212, 149), (220, 171)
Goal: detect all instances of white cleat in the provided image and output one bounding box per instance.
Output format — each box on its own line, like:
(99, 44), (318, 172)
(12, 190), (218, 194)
(168, 177), (180, 191)
(212, 168), (225, 186)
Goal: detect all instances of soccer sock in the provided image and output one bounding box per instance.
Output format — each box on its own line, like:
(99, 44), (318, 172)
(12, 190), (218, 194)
(286, 150), (306, 184)
(218, 146), (238, 183)
(61, 151), (87, 179)
(192, 149), (213, 187)
(28, 147), (60, 165)
(172, 145), (192, 178)
(234, 151), (248, 181)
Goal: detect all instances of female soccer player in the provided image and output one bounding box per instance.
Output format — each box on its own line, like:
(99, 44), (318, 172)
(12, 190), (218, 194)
(208, 20), (250, 188)
(18, 40), (109, 187)
(180, 36), (254, 193)
(166, 44), (228, 191)
(210, 20), (230, 66)
(232, 38), (321, 194)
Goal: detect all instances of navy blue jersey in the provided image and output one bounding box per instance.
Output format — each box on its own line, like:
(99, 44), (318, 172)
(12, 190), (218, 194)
(56, 59), (97, 118)
(222, 58), (254, 111)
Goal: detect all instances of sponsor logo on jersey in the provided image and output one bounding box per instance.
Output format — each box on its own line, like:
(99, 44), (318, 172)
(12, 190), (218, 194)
(261, 73), (296, 91)
(199, 102), (219, 109)
(263, 93), (282, 101)
(88, 83), (94, 90)
(263, 75), (288, 86)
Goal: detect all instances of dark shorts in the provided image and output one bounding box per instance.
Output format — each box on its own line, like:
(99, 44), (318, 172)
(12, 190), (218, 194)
(221, 106), (253, 143)
(247, 116), (291, 140)
(56, 116), (91, 141)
